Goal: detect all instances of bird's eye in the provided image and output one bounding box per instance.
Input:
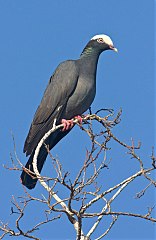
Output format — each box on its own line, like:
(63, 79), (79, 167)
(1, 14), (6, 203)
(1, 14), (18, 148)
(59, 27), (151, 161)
(97, 38), (104, 43)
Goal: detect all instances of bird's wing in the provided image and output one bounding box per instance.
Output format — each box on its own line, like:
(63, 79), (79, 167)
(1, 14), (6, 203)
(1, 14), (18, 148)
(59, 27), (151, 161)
(24, 60), (79, 155)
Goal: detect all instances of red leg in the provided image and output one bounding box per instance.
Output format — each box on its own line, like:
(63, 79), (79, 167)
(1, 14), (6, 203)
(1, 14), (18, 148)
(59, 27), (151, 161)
(74, 115), (83, 124)
(61, 115), (83, 131)
(61, 119), (74, 131)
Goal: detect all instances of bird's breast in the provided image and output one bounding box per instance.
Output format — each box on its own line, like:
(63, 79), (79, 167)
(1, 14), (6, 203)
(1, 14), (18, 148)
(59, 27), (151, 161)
(64, 76), (96, 119)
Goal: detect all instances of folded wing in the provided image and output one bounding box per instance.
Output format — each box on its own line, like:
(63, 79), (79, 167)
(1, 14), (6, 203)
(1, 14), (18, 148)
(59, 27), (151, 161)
(24, 60), (79, 156)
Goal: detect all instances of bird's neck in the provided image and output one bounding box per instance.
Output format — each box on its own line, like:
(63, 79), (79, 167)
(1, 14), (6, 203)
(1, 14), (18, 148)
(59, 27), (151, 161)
(80, 45), (101, 60)
(79, 46), (102, 76)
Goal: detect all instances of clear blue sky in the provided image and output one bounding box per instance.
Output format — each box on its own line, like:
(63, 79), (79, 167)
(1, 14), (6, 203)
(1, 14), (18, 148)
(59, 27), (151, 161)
(0, 0), (155, 239)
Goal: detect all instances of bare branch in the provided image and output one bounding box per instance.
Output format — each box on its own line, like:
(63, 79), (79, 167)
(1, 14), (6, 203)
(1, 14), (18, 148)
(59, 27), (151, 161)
(2, 110), (155, 239)
(95, 216), (118, 240)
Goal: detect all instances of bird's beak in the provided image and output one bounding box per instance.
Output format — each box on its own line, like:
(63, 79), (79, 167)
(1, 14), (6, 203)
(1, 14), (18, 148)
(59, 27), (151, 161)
(109, 45), (118, 53)
(113, 47), (118, 53)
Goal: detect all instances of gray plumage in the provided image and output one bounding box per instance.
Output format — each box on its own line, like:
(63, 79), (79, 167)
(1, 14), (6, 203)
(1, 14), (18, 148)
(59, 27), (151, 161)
(21, 34), (117, 189)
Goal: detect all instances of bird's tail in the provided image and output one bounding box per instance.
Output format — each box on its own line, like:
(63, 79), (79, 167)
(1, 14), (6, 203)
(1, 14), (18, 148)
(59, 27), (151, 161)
(21, 129), (72, 189)
(20, 147), (48, 189)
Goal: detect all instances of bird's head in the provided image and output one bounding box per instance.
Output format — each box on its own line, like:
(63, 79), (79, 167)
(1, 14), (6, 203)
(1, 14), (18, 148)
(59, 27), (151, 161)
(90, 34), (118, 53)
(80, 34), (117, 58)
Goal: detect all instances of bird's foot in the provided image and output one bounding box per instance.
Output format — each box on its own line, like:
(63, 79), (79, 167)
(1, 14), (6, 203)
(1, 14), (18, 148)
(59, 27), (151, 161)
(61, 119), (74, 131)
(61, 116), (83, 131)
(74, 115), (83, 124)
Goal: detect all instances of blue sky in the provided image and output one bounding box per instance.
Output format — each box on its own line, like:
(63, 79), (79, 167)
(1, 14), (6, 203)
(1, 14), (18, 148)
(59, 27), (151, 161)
(0, 0), (155, 239)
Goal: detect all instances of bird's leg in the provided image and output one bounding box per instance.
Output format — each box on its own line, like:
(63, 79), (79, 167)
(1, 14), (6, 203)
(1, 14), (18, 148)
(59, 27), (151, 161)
(74, 115), (83, 124)
(61, 115), (83, 131)
(61, 119), (74, 131)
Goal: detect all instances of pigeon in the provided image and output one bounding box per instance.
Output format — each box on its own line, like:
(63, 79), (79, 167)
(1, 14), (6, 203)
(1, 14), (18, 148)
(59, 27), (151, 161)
(21, 34), (117, 189)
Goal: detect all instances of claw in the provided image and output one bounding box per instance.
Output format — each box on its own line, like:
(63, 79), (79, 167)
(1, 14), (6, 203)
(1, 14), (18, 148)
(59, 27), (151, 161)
(61, 115), (83, 131)
(61, 119), (74, 131)
(74, 115), (83, 124)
